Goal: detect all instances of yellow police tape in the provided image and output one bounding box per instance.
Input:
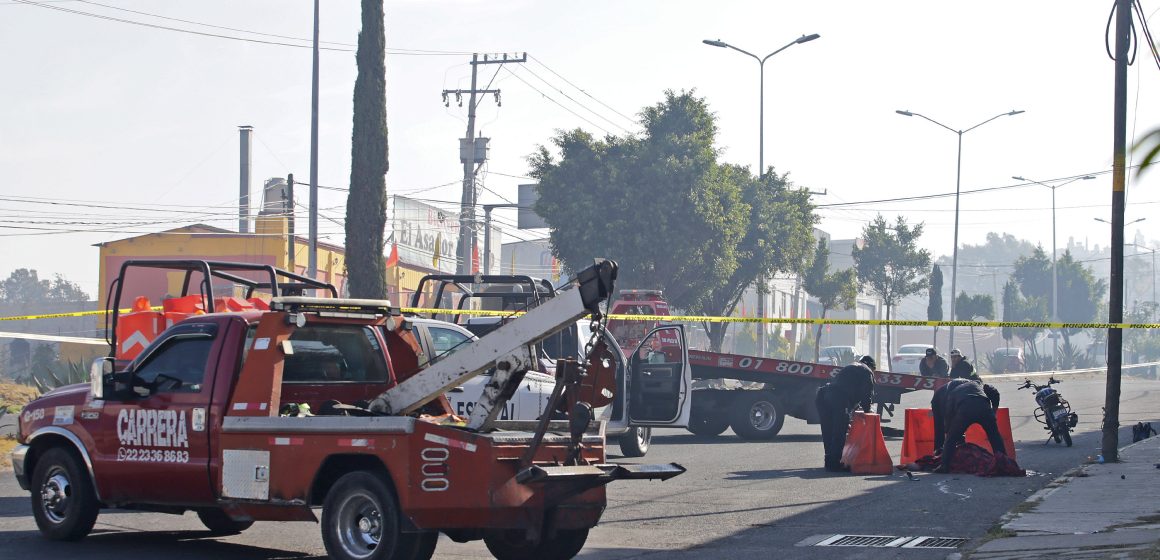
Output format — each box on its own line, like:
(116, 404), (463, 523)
(0, 307), (159, 321)
(397, 307), (1160, 330)
(4, 305), (1158, 331)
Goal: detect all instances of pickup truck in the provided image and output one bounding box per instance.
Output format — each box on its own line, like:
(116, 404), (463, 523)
(408, 274), (693, 457)
(11, 259), (686, 560)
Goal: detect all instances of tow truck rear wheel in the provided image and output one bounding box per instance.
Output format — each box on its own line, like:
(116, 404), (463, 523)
(322, 470), (415, 560)
(484, 528), (589, 560)
(196, 508), (254, 535)
(618, 427), (651, 457)
(728, 392), (785, 440)
(30, 447), (99, 541)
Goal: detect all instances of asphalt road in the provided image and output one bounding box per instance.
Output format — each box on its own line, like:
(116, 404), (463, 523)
(1, 375), (1157, 559)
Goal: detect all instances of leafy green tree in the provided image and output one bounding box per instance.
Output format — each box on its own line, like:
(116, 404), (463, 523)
(531, 90), (815, 351)
(1125, 301), (1160, 365)
(928, 264), (943, 349)
(1013, 248), (1105, 348)
(804, 238), (857, 362)
(955, 291), (994, 363)
(1001, 279), (1018, 346)
(344, 0), (388, 299)
(851, 215), (931, 363)
(0, 269), (89, 311)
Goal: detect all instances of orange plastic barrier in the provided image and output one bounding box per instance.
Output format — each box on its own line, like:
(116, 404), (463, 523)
(841, 412), (894, 475)
(898, 407), (1017, 465)
(214, 296), (255, 312)
(116, 296), (163, 360)
(163, 295), (207, 329)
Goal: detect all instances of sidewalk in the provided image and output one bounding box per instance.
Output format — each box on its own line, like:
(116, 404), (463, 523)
(961, 435), (1160, 560)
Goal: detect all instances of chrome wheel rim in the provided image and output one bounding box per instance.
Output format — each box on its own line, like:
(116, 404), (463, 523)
(749, 401), (777, 431)
(334, 492), (384, 559)
(39, 468), (71, 524)
(636, 427), (651, 448)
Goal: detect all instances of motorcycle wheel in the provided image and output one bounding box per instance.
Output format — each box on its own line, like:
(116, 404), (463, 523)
(1062, 429), (1072, 447)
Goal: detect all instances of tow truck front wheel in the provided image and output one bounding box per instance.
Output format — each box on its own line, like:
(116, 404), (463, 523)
(484, 528), (589, 560)
(322, 471), (415, 560)
(30, 447), (99, 541)
(618, 427), (651, 457)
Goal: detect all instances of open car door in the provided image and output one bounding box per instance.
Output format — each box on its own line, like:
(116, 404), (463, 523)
(626, 325), (691, 427)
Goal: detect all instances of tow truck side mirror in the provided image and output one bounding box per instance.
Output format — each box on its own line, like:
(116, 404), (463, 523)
(90, 357), (114, 401)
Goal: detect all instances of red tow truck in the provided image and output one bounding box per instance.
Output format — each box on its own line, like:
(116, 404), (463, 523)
(605, 290), (952, 439)
(11, 259), (685, 560)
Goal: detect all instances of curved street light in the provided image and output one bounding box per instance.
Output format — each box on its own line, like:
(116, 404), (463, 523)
(1012, 175), (1096, 327)
(703, 33), (820, 357)
(896, 109), (1024, 352)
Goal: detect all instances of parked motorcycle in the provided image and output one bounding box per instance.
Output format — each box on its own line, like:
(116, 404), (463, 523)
(1018, 377), (1078, 447)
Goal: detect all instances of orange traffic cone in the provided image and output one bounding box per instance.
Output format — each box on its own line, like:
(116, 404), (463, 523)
(841, 412), (894, 475)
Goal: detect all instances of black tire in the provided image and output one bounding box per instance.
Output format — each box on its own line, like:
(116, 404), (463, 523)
(30, 447), (100, 541)
(1062, 429), (1073, 447)
(618, 427), (651, 457)
(1053, 432), (1062, 444)
(687, 411), (730, 437)
(484, 528), (589, 560)
(321, 470), (416, 560)
(728, 392), (785, 440)
(196, 508), (254, 535)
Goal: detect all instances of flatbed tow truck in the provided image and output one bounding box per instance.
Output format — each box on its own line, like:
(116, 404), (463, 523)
(606, 290), (953, 439)
(10, 259), (685, 560)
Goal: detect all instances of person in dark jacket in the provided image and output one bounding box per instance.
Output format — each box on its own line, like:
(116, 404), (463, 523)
(815, 355), (877, 472)
(931, 377), (1005, 472)
(948, 348), (976, 379)
(920, 348), (949, 378)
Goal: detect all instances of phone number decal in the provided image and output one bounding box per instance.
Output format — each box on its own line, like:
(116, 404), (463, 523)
(117, 448), (190, 463)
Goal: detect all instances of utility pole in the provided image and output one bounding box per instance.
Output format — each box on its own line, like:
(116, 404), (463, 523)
(287, 173), (296, 271)
(1103, 0), (1131, 463)
(238, 126), (252, 233)
(307, 0), (320, 280)
(482, 203), (519, 274)
(443, 52), (526, 275)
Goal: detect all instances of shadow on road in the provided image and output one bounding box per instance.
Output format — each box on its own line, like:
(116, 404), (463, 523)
(1, 527), (326, 560)
(723, 468), (893, 481)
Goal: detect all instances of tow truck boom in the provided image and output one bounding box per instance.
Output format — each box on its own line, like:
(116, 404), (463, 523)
(370, 259), (617, 430)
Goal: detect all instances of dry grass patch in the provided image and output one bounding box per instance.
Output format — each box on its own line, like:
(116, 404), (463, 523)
(0, 382), (39, 414)
(0, 435), (18, 470)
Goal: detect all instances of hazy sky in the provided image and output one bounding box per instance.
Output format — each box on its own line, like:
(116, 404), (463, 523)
(2, 0), (1158, 296)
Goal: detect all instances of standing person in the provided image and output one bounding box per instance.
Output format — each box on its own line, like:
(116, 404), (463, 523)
(815, 355), (877, 472)
(920, 348), (949, 378)
(931, 377), (1005, 473)
(948, 349), (976, 379)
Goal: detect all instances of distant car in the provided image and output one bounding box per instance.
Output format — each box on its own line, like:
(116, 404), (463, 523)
(819, 345), (858, 366)
(994, 347), (1026, 373)
(891, 344), (932, 373)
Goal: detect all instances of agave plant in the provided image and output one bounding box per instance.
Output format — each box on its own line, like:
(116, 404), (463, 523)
(1024, 343), (1057, 372)
(979, 350), (1003, 374)
(32, 360), (89, 394)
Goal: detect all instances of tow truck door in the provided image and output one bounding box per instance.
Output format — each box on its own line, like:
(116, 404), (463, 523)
(90, 320), (222, 504)
(626, 325), (691, 427)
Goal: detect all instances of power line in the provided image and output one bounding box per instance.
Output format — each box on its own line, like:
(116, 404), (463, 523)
(518, 64), (635, 134)
(503, 66), (612, 135)
(529, 55), (640, 127)
(817, 169), (1121, 208)
(14, 0), (470, 55)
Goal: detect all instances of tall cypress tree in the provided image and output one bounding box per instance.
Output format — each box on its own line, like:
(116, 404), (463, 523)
(927, 264), (943, 348)
(345, 0), (388, 298)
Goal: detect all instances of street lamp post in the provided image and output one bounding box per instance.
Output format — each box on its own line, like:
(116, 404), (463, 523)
(896, 109), (1024, 354)
(704, 33), (819, 357)
(1012, 175), (1095, 332)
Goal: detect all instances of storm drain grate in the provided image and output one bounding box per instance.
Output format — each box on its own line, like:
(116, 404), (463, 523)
(813, 535), (968, 549)
(902, 536), (969, 549)
(816, 535), (912, 547)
